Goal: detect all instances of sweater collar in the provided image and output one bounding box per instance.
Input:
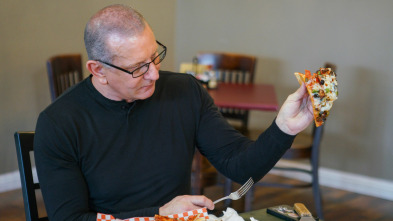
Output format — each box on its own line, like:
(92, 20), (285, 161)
(84, 75), (136, 111)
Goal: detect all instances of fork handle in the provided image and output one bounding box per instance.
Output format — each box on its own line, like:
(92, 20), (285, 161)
(213, 196), (229, 204)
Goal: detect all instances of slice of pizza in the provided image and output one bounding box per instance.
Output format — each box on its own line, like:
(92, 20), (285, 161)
(294, 68), (338, 127)
(154, 214), (179, 221)
(154, 214), (205, 221)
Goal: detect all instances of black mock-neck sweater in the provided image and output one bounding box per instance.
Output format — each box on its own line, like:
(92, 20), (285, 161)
(34, 71), (295, 221)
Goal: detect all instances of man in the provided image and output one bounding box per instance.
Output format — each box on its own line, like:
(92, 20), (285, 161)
(35, 4), (313, 221)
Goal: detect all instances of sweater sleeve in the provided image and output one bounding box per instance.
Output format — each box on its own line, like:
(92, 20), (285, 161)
(34, 112), (160, 221)
(35, 112), (96, 221)
(195, 83), (295, 184)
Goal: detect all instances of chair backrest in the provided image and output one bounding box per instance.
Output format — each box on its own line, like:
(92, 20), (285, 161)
(14, 131), (48, 221)
(196, 52), (256, 84)
(46, 53), (83, 101)
(196, 52), (257, 134)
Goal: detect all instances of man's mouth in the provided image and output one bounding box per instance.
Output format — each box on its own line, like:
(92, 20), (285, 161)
(142, 83), (153, 89)
(140, 82), (155, 92)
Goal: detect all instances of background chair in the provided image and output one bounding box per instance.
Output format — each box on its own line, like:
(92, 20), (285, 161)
(191, 149), (221, 195)
(245, 124), (325, 218)
(196, 52), (257, 134)
(191, 145), (233, 210)
(14, 131), (48, 221)
(46, 53), (83, 101)
(190, 52), (256, 207)
(243, 63), (337, 219)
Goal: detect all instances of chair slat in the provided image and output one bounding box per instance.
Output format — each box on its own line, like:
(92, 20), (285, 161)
(14, 131), (48, 221)
(46, 54), (83, 101)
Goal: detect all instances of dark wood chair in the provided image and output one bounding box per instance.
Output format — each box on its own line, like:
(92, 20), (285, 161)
(14, 131), (48, 221)
(191, 149), (220, 195)
(46, 53), (83, 101)
(243, 63), (337, 219)
(190, 52), (256, 207)
(244, 124), (325, 218)
(197, 52), (257, 134)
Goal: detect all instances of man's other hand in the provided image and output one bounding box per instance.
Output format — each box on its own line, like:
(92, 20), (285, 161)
(159, 195), (214, 216)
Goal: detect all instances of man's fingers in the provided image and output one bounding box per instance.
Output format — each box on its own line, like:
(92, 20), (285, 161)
(160, 195), (215, 215)
(190, 196), (214, 210)
(290, 83), (308, 101)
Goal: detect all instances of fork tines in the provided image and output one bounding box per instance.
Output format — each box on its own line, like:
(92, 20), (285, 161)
(238, 177), (254, 197)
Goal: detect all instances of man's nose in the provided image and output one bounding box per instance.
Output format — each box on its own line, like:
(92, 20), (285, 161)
(144, 62), (160, 80)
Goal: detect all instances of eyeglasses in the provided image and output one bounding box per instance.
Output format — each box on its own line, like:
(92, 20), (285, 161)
(96, 40), (167, 78)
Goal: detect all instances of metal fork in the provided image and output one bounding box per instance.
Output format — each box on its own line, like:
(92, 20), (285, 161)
(213, 177), (254, 204)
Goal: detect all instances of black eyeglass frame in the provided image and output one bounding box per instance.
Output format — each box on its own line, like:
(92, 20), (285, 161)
(96, 40), (167, 78)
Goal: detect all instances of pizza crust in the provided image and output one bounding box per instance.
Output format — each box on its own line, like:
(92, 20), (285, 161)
(294, 72), (305, 85)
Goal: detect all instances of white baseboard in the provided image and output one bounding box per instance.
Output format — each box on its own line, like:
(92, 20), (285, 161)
(0, 167), (37, 193)
(270, 160), (393, 201)
(2, 165), (393, 202)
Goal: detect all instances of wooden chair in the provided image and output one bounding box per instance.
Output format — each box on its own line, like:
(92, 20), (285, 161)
(244, 124), (325, 218)
(243, 63), (337, 219)
(46, 53), (83, 101)
(191, 149), (220, 195)
(197, 52), (257, 134)
(190, 52), (256, 206)
(14, 131), (48, 221)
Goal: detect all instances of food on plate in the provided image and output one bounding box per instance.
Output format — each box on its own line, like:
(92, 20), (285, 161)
(188, 214), (206, 221)
(154, 215), (176, 221)
(154, 213), (205, 221)
(294, 68), (338, 127)
(153, 207), (258, 221)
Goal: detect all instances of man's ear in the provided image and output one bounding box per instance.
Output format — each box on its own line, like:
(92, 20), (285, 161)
(86, 60), (108, 85)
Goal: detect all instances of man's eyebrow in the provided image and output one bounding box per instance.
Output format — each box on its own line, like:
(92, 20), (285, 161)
(124, 62), (143, 70)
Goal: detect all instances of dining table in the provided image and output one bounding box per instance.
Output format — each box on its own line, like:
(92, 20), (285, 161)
(240, 208), (285, 221)
(207, 82), (279, 112)
(240, 207), (322, 221)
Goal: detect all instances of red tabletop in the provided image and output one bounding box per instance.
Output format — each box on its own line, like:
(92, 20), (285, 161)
(208, 83), (279, 111)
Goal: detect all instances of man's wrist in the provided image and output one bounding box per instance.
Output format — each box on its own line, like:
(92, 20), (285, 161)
(275, 117), (294, 135)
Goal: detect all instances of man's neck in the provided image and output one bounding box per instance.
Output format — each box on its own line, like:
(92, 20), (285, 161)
(90, 75), (132, 102)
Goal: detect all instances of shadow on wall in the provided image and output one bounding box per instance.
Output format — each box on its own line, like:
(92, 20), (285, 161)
(341, 66), (376, 136)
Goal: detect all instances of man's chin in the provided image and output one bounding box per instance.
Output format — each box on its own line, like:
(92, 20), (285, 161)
(137, 84), (155, 100)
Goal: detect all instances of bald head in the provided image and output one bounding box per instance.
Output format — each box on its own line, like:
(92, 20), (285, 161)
(84, 4), (147, 62)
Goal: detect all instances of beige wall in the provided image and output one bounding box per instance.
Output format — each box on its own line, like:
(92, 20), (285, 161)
(0, 0), (176, 174)
(1, 0), (393, 184)
(175, 0), (393, 180)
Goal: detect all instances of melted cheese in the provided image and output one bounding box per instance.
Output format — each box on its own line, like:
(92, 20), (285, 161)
(307, 68), (338, 114)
